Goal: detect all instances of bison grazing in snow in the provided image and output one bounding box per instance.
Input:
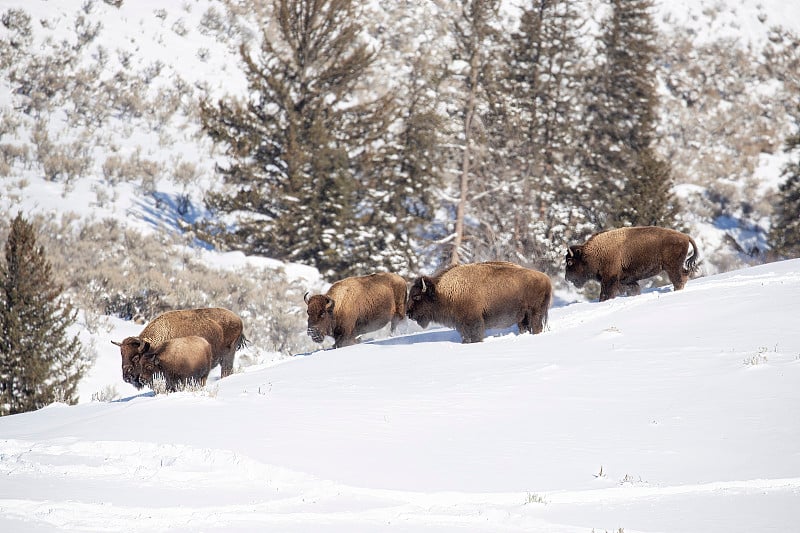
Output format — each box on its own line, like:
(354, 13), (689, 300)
(135, 335), (213, 392)
(406, 261), (552, 343)
(565, 226), (700, 301)
(305, 272), (407, 348)
(112, 307), (246, 389)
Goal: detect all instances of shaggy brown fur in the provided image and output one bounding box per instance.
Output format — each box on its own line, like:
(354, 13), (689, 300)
(565, 226), (700, 301)
(112, 307), (245, 388)
(406, 261), (552, 343)
(305, 272), (407, 348)
(135, 335), (213, 392)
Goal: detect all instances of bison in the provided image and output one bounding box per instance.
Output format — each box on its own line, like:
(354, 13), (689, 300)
(305, 272), (407, 348)
(565, 226), (700, 301)
(134, 335), (213, 392)
(112, 307), (246, 389)
(406, 261), (552, 343)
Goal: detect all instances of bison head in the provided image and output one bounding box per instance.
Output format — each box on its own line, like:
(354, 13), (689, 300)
(406, 276), (436, 329)
(305, 292), (335, 343)
(137, 351), (163, 387)
(564, 245), (591, 288)
(111, 336), (151, 389)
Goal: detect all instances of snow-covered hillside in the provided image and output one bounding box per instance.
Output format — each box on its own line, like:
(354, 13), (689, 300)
(1, 259), (799, 532)
(1, 3), (799, 529)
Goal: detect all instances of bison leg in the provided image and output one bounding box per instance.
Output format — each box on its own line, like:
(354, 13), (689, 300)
(518, 309), (540, 335)
(389, 313), (404, 334)
(599, 277), (621, 301)
(517, 313), (532, 335)
(530, 308), (546, 335)
(622, 281), (641, 297)
(458, 320), (485, 343)
(220, 349), (235, 378)
(334, 335), (358, 349)
(667, 266), (689, 291)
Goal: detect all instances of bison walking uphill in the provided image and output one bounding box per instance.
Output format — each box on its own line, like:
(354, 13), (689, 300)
(112, 307), (246, 390)
(565, 226), (700, 301)
(305, 272), (407, 349)
(406, 261), (552, 343)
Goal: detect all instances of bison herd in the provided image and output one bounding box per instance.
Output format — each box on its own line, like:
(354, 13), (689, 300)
(113, 225), (700, 392)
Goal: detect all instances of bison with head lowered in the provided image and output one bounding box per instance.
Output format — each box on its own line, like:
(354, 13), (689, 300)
(406, 261), (552, 343)
(565, 226), (700, 301)
(305, 272), (407, 348)
(112, 307), (246, 389)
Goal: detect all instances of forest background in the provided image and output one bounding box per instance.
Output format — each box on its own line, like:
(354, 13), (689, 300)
(1, 0), (799, 363)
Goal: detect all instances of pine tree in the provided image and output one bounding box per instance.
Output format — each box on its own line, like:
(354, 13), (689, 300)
(613, 147), (680, 227)
(769, 125), (800, 258)
(474, 0), (586, 271)
(199, 0), (438, 277)
(0, 214), (88, 416)
(579, 0), (678, 229)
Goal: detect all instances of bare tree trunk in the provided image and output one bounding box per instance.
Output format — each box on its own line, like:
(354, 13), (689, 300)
(451, 47), (481, 266)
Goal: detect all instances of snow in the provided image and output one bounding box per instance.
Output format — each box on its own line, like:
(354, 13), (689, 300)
(654, 0), (800, 47)
(2, 1), (800, 530)
(2, 259), (799, 532)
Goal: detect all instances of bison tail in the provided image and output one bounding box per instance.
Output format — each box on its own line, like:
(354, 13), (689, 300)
(235, 333), (250, 351)
(684, 237), (701, 275)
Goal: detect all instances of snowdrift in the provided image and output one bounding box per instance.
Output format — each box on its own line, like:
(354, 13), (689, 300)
(1, 259), (799, 532)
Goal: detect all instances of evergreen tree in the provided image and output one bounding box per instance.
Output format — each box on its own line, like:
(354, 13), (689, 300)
(613, 147), (680, 227)
(473, 0), (586, 270)
(199, 0), (437, 277)
(769, 124), (800, 258)
(0, 213), (88, 416)
(579, 0), (678, 229)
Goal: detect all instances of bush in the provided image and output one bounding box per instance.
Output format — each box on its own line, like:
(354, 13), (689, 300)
(9, 216), (318, 357)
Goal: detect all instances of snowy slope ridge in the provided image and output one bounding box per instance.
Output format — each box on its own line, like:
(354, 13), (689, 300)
(1, 259), (798, 532)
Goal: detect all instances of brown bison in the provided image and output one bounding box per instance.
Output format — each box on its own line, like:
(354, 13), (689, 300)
(305, 272), (407, 348)
(135, 336), (213, 392)
(112, 307), (246, 389)
(565, 226), (700, 301)
(406, 261), (552, 343)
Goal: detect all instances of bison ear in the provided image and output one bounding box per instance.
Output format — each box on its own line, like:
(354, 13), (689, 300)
(325, 297), (335, 312)
(137, 340), (150, 354)
(568, 245), (582, 259)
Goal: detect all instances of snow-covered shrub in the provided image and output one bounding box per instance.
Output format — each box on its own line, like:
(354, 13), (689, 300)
(17, 216), (316, 357)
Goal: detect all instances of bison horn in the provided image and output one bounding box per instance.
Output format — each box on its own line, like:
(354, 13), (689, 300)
(420, 278), (426, 293)
(304, 291), (310, 304)
(567, 248), (574, 258)
(110, 340), (122, 346)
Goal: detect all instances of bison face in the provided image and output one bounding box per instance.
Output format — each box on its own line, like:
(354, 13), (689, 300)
(406, 276), (436, 329)
(112, 337), (150, 389)
(564, 245), (591, 287)
(137, 353), (161, 388)
(305, 294), (335, 344)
